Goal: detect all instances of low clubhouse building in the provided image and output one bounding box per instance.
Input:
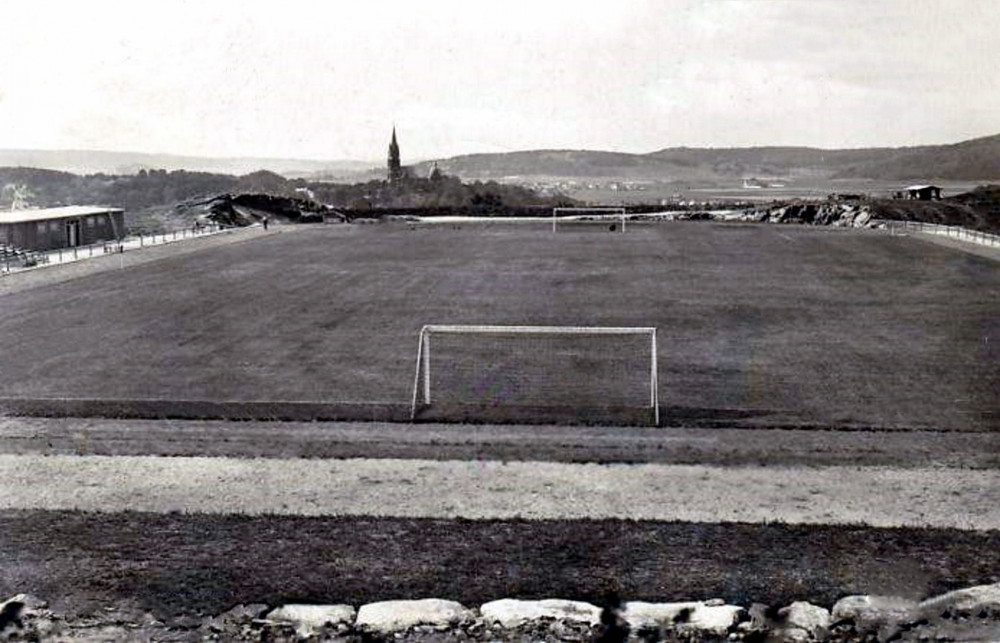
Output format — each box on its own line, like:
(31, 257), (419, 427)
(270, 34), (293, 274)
(0, 206), (124, 251)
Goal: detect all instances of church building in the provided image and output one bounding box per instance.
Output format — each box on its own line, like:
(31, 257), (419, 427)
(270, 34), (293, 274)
(387, 127), (405, 183)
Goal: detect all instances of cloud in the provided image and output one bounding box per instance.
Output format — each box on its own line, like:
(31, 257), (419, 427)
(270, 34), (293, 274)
(1, 0), (997, 158)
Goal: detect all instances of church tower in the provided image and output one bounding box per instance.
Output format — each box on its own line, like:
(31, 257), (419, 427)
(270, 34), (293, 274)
(387, 126), (403, 183)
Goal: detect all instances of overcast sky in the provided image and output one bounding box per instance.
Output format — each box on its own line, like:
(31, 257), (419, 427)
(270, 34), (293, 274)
(1, 0), (998, 161)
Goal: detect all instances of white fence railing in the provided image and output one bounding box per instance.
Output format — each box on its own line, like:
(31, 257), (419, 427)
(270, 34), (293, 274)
(876, 219), (1000, 249)
(1, 223), (227, 273)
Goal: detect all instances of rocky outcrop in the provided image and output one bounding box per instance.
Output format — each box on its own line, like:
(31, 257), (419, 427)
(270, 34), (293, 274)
(738, 200), (874, 227)
(206, 193), (339, 226)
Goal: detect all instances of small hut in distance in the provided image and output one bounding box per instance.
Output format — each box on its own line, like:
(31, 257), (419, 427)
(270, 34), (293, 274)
(902, 184), (942, 200)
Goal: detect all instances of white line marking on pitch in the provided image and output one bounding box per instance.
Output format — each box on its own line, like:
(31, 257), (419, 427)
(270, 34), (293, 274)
(1, 455), (998, 530)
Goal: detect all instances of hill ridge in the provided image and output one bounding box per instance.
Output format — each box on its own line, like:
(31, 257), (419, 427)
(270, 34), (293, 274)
(413, 133), (1000, 182)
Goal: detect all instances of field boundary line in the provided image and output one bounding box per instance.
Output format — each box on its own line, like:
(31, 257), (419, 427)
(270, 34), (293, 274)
(0, 397), (989, 432)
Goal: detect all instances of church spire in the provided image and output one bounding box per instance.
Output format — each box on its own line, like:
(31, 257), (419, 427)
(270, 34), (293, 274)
(387, 126), (403, 183)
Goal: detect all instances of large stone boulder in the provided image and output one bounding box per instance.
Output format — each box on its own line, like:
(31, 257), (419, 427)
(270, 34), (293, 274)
(265, 604), (355, 639)
(479, 598), (602, 628)
(205, 602), (270, 635)
(831, 594), (919, 640)
(918, 582), (1000, 617)
(0, 594), (53, 639)
(355, 598), (471, 633)
(775, 601), (830, 641)
(624, 600), (743, 635)
(832, 594), (918, 627)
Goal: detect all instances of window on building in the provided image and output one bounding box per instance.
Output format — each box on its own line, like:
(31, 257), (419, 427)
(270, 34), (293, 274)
(86, 217), (96, 228)
(37, 222), (46, 234)
(49, 221), (60, 233)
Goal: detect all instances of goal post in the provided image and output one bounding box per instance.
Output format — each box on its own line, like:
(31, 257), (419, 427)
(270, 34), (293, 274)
(410, 324), (659, 426)
(552, 207), (628, 233)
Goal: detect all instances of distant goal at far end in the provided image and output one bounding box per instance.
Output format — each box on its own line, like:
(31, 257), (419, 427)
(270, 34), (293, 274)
(410, 324), (659, 426)
(552, 207), (628, 233)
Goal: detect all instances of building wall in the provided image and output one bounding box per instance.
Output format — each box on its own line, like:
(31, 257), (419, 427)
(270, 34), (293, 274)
(0, 211), (124, 251)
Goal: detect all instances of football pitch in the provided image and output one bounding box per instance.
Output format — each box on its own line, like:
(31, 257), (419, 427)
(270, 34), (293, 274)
(2, 220), (1000, 621)
(0, 221), (997, 431)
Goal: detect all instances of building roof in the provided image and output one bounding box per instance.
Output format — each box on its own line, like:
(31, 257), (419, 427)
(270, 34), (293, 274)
(0, 206), (123, 224)
(904, 184), (939, 191)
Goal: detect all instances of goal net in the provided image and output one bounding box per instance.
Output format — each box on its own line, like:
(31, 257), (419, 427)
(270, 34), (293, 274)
(552, 207), (628, 233)
(410, 325), (659, 425)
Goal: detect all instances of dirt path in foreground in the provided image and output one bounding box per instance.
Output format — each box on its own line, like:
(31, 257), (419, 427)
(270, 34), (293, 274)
(2, 454), (998, 529)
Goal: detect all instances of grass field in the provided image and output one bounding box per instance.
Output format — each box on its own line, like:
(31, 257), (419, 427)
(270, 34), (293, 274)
(0, 222), (997, 430)
(1, 222), (999, 626)
(2, 511), (998, 619)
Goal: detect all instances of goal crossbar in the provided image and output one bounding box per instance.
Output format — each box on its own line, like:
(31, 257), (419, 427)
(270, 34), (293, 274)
(410, 324), (659, 425)
(420, 324), (655, 335)
(552, 207), (628, 233)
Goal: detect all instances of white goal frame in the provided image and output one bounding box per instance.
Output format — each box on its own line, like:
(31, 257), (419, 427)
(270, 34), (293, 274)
(552, 207), (628, 233)
(410, 324), (659, 425)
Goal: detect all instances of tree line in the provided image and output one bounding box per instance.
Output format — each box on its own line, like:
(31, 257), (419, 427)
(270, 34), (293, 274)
(0, 167), (573, 213)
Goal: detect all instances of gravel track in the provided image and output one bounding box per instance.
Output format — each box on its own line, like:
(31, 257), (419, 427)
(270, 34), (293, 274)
(2, 454), (998, 529)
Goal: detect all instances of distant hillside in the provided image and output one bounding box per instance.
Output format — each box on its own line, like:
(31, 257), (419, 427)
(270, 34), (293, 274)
(6, 133), (999, 185)
(0, 149), (375, 179)
(411, 134), (1000, 183)
(412, 150), (674, 180)
(829, 134), (1000, 180)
